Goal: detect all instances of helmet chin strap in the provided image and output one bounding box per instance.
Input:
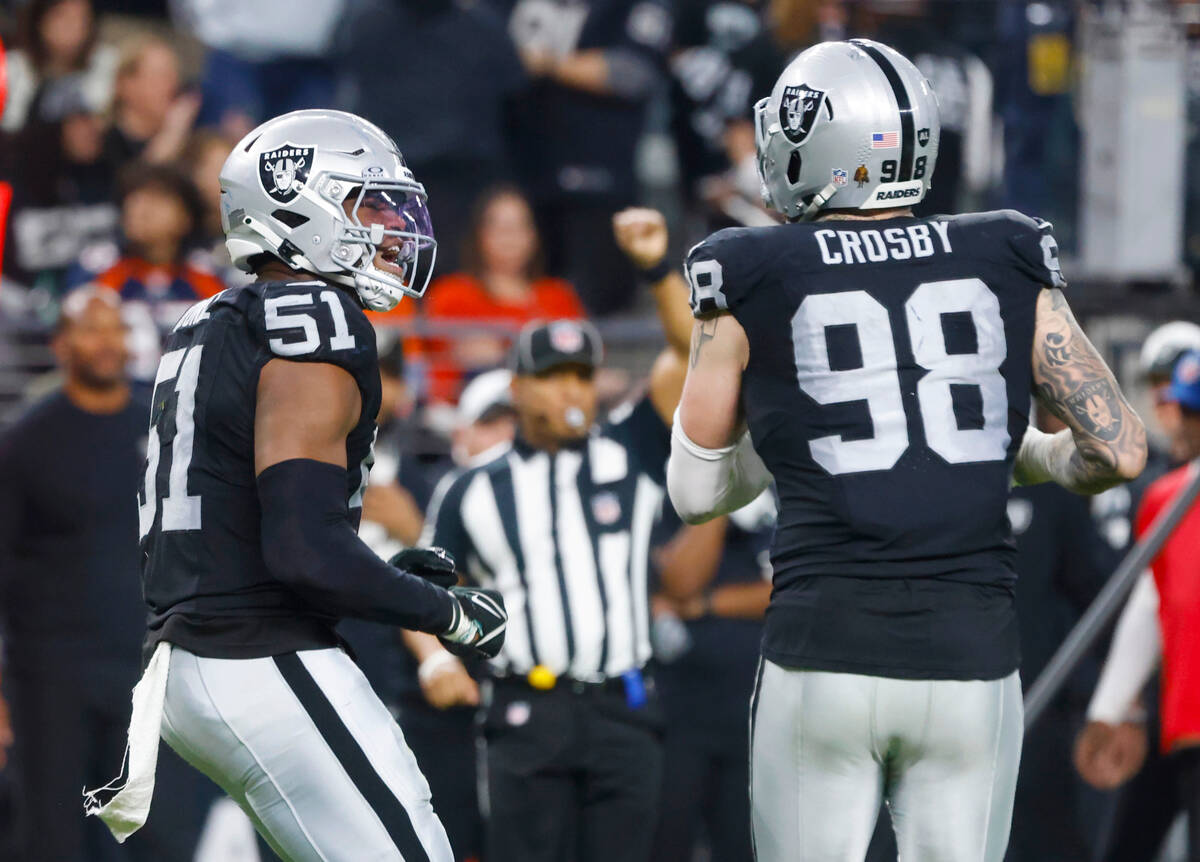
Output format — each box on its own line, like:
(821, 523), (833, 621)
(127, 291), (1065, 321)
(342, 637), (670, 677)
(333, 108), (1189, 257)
(799, 182), (840, 221)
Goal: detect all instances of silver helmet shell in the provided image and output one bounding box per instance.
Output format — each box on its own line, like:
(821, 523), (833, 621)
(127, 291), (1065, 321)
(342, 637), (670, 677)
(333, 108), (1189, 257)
(755, 39), (941, 220)
(220, 109), (436, 312)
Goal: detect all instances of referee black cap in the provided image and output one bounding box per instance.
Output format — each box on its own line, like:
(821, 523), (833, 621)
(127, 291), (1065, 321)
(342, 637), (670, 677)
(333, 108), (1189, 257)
(512, 319), (604, 376)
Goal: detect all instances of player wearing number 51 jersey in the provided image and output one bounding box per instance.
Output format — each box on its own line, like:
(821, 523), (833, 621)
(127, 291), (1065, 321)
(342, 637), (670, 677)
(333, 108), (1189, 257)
(668, 41), (1147, 862)
(86, 111), (507, 862)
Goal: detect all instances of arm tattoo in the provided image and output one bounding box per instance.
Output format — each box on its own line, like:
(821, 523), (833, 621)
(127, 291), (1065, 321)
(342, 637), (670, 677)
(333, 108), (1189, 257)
(1032, 289), (1146, 493)
(690, 317), (720, 369)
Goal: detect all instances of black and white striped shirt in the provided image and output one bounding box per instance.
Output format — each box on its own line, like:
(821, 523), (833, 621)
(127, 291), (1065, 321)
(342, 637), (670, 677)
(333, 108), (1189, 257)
(424, 397), (671, 680)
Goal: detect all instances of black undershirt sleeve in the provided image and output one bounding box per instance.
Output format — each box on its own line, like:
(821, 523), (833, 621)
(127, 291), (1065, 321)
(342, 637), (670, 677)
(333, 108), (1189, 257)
(257, 458), (456, 633)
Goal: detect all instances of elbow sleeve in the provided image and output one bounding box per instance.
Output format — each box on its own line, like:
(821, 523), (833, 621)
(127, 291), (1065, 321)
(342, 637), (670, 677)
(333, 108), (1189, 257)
(257, 459), (454, 633)
(667, 413), (771, 524)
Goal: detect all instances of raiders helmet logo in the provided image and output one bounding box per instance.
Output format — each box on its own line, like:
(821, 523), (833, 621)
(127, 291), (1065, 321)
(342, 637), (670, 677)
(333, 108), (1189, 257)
(779, 83), (825, 144)
(259, 143), (316, 204)
(917, 127), (931, 147)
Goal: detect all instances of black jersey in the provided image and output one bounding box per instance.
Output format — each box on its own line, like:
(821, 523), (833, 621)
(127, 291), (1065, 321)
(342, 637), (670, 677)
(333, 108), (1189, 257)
(139, 280), (381, 660)
(685, 210), (1065, 680)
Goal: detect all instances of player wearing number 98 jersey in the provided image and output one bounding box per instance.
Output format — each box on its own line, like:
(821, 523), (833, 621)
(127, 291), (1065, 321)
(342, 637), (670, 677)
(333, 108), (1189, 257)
(86, 111), (508, 862)
(667, 40), (1147, 862)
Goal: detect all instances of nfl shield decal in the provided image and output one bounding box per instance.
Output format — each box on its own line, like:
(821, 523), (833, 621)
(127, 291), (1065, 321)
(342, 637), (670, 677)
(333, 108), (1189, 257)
(917, 127), (931, 147)
(259, 143), (315, 204)
(779, 84), (825, 144)
(591, 491), (622, 526)
(549, 321), (585, 353)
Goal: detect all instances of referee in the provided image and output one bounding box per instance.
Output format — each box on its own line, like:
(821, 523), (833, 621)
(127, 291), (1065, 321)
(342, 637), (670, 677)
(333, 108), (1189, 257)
(422, 208), (692, 862)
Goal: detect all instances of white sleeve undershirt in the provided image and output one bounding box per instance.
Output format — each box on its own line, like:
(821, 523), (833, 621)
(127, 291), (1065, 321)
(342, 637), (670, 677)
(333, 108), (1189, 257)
(1087, 571), (1162, 724)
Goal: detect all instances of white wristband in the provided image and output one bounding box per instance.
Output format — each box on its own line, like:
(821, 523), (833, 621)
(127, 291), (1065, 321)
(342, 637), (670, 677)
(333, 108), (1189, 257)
(1013, 426), (1057, 486)
(442, 595), (479, 645)
(418, 650), (461, 684)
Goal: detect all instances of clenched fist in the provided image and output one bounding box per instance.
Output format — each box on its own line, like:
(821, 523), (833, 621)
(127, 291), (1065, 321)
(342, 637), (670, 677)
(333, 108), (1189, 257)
(613, 208), (669, 270)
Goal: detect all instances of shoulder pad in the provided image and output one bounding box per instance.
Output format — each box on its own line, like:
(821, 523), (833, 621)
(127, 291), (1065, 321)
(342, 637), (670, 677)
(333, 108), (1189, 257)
(249, 282), (377, 377)
(996, 210), (1067, 290)
(684, 227), (757, 318)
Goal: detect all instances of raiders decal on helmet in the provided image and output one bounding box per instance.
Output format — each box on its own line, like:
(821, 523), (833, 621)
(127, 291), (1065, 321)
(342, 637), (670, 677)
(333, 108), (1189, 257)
(259, 144), (315, 204)
(779, 84), (826, 144)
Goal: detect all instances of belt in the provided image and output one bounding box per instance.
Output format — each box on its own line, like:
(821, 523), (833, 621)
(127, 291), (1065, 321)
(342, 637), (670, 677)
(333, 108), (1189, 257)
(496, 673), (629, 697)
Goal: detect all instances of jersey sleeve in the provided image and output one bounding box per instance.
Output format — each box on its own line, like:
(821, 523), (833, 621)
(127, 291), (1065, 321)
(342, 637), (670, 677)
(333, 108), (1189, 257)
(1002, 210), (1067, 290)
(250, 283), (378, 384)
(683, 227), (755, 318)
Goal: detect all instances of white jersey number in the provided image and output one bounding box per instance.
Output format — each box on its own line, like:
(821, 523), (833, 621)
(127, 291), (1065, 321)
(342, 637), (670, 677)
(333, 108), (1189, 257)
(264, 290), (357, 356)
(139, 345), (204, 537)
(792, 278), (1010, 475)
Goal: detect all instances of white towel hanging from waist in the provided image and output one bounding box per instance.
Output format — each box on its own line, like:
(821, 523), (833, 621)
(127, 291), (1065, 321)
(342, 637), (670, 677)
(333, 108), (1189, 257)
(83, 640), (171, 842)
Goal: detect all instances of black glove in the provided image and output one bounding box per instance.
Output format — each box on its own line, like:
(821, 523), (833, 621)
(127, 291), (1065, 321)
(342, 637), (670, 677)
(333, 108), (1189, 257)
(440, 587), (507, 659)
(389, 547), (457, 589)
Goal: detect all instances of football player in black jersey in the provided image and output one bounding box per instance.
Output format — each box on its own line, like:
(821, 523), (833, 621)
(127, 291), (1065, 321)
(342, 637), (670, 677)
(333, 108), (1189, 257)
(85, 110), (506, 862)
(666, 41), (1147, 862)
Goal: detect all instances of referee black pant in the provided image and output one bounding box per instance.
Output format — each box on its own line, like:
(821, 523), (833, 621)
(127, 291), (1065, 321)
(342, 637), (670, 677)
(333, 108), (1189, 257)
(483, 677), (663, 862)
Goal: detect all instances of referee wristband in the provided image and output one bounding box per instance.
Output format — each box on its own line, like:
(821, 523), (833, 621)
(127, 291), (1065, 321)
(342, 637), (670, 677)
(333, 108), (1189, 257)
(638, 257), (673, 286)
(418, 650), (462, 684)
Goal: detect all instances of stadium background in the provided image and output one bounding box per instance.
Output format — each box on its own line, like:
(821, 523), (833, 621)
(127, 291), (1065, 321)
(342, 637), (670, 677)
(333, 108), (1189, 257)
(0, 0), (1197, 859)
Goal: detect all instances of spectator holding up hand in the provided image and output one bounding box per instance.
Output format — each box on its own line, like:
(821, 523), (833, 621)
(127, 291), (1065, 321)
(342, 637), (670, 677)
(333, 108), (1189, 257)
(503, 0), (672, 315)
(105, 35), (200, 166)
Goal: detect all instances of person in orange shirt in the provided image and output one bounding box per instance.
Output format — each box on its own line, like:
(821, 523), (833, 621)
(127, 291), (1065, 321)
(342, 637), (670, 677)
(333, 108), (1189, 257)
(419, 185), (585, 402)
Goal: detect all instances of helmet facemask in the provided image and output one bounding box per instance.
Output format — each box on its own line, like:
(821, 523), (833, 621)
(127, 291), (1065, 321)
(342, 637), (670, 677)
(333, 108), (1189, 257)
(327, 179), (437, 312)
(753, 96), (777, 212)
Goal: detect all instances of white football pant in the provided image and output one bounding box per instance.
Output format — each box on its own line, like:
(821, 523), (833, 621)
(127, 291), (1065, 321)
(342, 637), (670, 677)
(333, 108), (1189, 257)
(161, 646), (453, 862)
(750, 660), (1022, 862)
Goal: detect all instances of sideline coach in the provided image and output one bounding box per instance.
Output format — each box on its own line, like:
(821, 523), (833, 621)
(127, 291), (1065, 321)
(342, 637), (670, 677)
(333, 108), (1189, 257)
(422, 209), (692, 862)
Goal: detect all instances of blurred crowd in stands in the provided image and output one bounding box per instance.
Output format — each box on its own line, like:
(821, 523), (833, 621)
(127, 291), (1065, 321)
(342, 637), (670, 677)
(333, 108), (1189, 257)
(2, 0), (1200, 860)
(1, 0), (1143, 408)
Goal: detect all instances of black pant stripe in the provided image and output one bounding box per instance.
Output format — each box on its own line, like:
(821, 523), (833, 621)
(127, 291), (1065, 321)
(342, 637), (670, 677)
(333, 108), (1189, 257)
(273, 653), (430, 862)
(851, 40), (916, 181)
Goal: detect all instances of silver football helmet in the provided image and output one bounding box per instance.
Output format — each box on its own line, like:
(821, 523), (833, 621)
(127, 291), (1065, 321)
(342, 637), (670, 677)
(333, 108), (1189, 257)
(220, 109), (436, 312)
(755, 39), (941, 220)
